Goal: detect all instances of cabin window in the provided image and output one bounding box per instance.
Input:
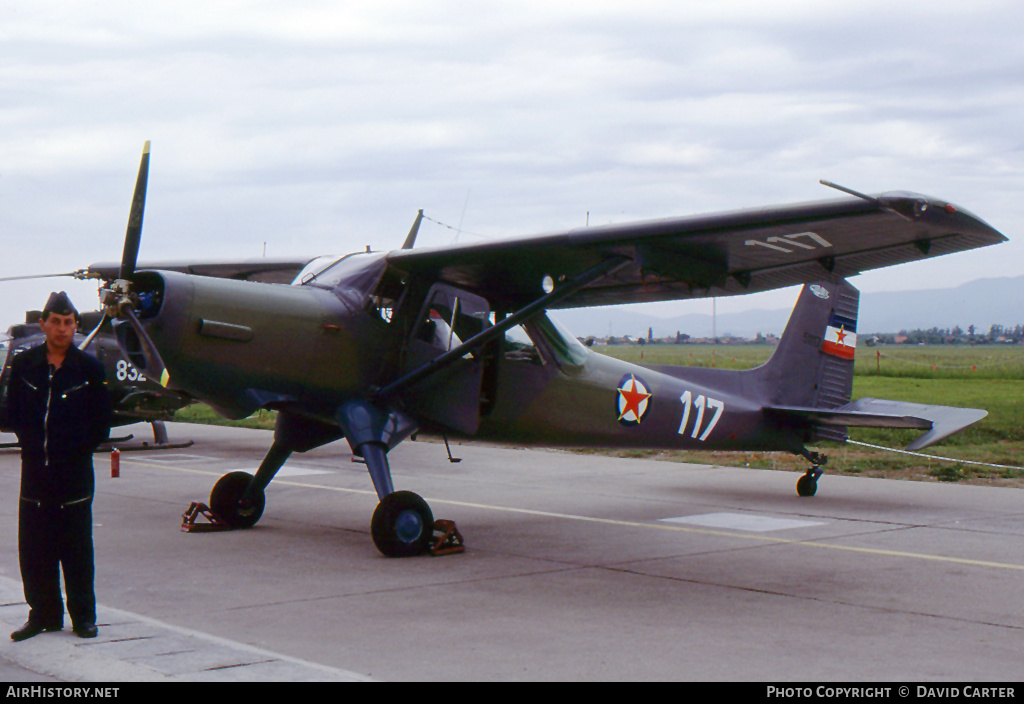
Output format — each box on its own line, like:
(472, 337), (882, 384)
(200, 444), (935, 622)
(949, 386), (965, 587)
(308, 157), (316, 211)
(369, 268), (406, 324)
(531, 313), (589, 368)
(413, 288), (490, 358)
(502, 313), (588, 369)
(503, 323), (542, 364)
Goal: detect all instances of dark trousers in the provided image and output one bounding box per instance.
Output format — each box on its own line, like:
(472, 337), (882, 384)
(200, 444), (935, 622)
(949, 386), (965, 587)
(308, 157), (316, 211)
(18, 499), (96, 627)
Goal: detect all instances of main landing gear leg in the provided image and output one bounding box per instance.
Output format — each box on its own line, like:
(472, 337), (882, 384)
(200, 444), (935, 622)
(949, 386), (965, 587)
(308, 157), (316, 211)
(796, 449), (826, 497)
(359, 441), (434, 558)
(210, 441), (291, 528)
(335, 399), (432, 558)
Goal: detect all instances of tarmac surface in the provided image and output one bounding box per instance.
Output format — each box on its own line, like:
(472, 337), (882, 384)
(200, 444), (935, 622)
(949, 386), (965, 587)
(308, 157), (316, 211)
(0, 421), (1022, 682)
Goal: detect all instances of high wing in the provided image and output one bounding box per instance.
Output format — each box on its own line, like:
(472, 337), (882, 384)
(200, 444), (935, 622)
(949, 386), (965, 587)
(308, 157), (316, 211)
(85, 257), (317, 284)
(384, 191), (1007, 310)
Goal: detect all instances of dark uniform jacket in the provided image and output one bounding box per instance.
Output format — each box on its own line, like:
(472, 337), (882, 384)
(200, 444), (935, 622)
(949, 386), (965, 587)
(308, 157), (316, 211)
(7, 344), (112, 505)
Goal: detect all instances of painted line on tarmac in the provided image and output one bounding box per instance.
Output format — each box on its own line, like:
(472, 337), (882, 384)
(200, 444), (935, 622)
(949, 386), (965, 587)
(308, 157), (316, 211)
(124, 457), (1024, 573)
(0, 577), (370, 682)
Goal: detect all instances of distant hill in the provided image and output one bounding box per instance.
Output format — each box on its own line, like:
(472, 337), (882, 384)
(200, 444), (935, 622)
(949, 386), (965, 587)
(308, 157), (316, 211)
(553, 275), (1024, 339)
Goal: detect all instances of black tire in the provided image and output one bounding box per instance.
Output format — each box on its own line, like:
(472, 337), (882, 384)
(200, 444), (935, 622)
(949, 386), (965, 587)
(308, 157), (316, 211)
(371, 491), (434, 558)
(210, 471), (265, 528)
(796, 474), (818, 497)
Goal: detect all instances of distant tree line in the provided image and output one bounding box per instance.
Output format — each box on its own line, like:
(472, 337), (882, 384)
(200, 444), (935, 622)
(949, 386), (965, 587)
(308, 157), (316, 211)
(599, 331), (776, 346)
(867, 324), (1024, 345)
(590, 324), (1024, 347)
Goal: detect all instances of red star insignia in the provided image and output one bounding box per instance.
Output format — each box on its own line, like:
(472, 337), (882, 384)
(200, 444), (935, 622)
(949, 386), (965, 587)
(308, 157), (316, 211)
(618, 376), (652, 422)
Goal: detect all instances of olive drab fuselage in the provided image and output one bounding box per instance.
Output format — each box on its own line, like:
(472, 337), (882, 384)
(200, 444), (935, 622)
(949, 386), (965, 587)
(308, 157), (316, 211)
(122, 254), (855, 458)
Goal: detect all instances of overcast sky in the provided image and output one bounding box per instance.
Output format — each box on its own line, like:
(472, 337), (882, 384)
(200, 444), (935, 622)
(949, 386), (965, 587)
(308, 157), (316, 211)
(2, 0), (1021, 333)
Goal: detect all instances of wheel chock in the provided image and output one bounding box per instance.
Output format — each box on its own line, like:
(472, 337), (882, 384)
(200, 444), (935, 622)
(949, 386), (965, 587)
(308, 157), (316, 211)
(430, 519), (464, 556)
(181, 502), (231, 533)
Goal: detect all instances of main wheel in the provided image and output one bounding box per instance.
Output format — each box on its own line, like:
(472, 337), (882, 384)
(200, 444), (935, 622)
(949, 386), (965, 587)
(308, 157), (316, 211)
(371, 491), (434, 558)
(210, 471), (265, 528)
(796, 473), (818, 497)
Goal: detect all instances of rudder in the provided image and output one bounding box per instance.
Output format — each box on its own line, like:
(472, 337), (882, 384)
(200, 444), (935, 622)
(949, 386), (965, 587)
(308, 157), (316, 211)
(755, 279), (860, 441)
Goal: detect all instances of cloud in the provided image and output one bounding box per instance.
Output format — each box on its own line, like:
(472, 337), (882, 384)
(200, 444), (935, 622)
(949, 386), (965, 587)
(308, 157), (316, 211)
(1, 0), (1022, 331)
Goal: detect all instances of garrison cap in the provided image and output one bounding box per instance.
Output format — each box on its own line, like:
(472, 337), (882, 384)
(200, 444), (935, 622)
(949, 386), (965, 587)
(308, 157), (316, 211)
(42, 291), (79, 319)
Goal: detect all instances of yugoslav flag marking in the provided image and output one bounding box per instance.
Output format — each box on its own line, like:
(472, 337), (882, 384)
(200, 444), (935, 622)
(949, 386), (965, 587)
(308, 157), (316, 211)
(822, 313), (857, 359)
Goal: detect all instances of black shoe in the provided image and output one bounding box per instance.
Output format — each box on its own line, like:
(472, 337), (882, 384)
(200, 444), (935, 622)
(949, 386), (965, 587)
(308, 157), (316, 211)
(11, 621), (62, 642)
(72, 623), (98, 639)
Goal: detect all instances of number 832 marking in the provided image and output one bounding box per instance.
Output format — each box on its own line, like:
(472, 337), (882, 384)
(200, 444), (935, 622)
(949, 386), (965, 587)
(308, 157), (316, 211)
(116, 359), (146, 382)
(678, 390), (724, 442)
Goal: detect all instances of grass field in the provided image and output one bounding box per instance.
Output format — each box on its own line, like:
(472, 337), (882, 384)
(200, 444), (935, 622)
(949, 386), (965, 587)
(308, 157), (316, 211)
(600, 342), (1024, 379)
(173, 342), (1024, 488)
(594, 343), (1024, 486)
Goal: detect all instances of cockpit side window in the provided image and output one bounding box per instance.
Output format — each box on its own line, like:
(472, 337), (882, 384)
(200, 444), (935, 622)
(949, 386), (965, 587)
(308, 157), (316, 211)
(503, 323), (542, 364)
(411, 286), (491, 357)
(532, 313), (589, 368)
(369, 267), (407, 324)
(506, 313), (588, 369)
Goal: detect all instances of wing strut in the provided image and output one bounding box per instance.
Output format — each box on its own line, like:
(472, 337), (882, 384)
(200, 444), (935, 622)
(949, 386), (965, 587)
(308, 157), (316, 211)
(375, 256), (629, 400)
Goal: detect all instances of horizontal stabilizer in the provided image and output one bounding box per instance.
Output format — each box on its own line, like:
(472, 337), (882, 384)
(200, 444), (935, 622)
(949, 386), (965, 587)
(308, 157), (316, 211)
(768, 398), (987, 451)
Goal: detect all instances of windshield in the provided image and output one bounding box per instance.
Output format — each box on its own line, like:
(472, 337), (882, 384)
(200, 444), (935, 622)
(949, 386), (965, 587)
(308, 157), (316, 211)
(291, 255), (343, 285)
(294, 251), (389, 298)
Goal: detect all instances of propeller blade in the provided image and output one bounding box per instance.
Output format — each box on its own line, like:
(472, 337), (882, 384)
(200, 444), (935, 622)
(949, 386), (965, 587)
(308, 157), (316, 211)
(77, 312), (108, 352)
(121, 306), (171, 388)
(0, 272), (78, 283)
(120, 141), (151, 281)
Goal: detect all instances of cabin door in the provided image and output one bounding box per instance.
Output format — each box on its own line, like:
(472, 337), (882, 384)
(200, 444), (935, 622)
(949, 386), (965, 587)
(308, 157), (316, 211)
(401, 284), (490, 434)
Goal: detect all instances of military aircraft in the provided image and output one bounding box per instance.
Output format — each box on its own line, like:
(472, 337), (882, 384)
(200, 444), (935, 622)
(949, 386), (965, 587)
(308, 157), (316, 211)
(0, 309), (193, 449)
(61, 142), (1008, 557)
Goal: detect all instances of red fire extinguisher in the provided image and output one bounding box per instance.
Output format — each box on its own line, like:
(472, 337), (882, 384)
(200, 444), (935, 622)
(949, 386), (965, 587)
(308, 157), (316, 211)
(111, 448), (120, 478)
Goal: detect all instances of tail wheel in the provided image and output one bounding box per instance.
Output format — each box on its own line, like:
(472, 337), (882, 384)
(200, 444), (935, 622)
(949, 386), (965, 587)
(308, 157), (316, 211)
(371, 491), (434, 558)
(210, 471), (265, 528)
(796, 473), (818, 497)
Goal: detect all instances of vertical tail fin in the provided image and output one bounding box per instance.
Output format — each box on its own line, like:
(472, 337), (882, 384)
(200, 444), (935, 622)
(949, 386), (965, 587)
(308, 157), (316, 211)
(755, 279), (859, 441)
(756, 278), (988, 450)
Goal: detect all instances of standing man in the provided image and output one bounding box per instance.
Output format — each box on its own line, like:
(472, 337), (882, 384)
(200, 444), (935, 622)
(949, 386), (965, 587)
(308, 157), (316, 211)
(7, 292), (112, 641)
